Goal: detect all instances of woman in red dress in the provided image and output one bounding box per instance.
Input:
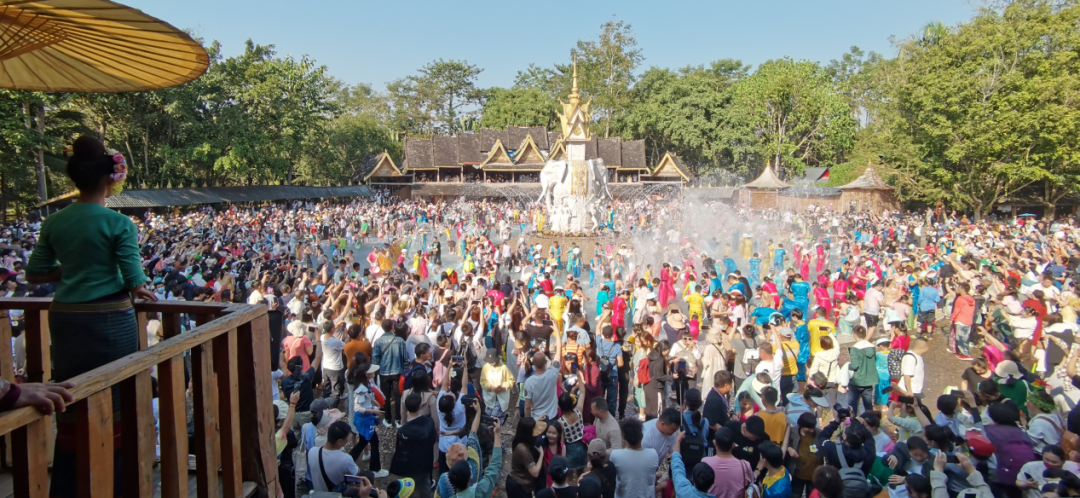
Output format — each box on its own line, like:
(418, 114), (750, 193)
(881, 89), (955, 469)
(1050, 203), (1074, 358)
(659, 263), (676, 309)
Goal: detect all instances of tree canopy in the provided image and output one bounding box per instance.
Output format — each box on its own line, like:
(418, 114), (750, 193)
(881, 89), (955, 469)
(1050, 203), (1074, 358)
(6, 2), (1080, 220)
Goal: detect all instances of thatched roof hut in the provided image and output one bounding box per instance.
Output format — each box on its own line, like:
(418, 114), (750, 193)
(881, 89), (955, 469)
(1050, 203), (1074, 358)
(837, 165), (900, 212)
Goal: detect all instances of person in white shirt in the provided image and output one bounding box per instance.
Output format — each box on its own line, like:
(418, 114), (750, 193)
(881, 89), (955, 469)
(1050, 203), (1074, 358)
(320, 321), (347, 405)
(365, 311), (387, 343)
(901, 339), (929, 398)
(307, 421), (358, 491)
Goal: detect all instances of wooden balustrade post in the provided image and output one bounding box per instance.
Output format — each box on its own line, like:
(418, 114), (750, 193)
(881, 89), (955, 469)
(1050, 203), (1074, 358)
(76, 390), (115, 498)
(192, 339), (220, 498)
(12, 417), (49, 498)
(23, 310), (49, 383)
(158, 313), (189, 498)
(119, 370), (155, 498)
(214, 330), (243, 498)
(237, 313), (276, 498)
(0, 310), (12, 468)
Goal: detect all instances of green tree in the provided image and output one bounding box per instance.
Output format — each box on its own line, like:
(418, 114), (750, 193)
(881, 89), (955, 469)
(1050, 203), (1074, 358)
(734, 58), (857, 179)
(569, 20), (644, 138)
(389, 59), (483, 136)
(479, 87), (558, 129)
(618, 60), (752, 174)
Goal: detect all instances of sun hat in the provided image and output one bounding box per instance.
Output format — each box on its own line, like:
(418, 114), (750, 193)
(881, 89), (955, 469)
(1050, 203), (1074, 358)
(367, 364), (381, 374)
(995, 360), (1022, 381)
(535, 294), (549, 309)
(667, 312), (686, 329)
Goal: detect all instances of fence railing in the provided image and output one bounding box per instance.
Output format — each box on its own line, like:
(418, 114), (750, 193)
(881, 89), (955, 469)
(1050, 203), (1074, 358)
(0, 298), (278, 498)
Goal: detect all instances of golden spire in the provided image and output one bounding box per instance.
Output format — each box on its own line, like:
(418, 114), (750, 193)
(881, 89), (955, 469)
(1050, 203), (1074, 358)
(568, 60), (581, 105)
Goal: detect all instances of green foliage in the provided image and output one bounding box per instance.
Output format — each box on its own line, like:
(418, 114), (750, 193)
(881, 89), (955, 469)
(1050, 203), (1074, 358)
(480, 87), (558, 130)
(387, 59), (483, 136)
(617, 61), (753, 175)
(733, 58), (857, 180)
(568, 20), (645, 138)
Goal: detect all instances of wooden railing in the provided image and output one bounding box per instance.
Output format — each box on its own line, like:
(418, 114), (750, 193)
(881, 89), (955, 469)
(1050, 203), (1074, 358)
(0, 299), (278, 498)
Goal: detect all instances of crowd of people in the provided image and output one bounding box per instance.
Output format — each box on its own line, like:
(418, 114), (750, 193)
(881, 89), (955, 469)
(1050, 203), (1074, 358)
(9, 135), (1080, 498)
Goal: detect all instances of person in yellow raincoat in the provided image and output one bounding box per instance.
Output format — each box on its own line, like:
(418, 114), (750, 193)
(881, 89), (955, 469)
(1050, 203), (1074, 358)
(548, 285), (568, 339)
(740, 234), (754, 260)
(412, 252), (420, 273)
(463, 253), (475, 273)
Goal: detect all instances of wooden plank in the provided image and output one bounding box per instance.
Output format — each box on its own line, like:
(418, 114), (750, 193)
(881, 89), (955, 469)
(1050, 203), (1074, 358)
(0, 297), (51, 311)
(23, 310), (47, 383)
(137, 311), (149, 350)
(120, 371), (155, 498)
(158, 355), (188, 498)
(12, 416), (49, 498)
(237, 315), (277, 497)
(214, 331), (243, 498)
(134, 301), (231, 315)
(161, 312), (182, 339)
(76, 390), (114, 498)
(0, 306), (266, 444)
(0, 310), (13, 383)
(191, 341), (220, 498)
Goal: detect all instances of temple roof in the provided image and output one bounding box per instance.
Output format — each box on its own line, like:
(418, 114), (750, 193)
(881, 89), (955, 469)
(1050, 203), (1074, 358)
(352, 152), (401, 181)
(651, 152), (691, 181)
(838, 166), (894, 190)
(620, 140), (647, 170)
(401, 138), (434, 171)
(432, 135), (459, 167)
(598, 138), (622, 167)
(743, 162), (790, 189)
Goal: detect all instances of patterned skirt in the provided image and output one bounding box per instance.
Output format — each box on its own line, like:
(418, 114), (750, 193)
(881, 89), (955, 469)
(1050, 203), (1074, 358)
(50, 291), (137, 498)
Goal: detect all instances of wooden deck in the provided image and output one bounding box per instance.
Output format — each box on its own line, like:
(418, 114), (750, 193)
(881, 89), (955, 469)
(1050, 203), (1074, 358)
(0, 299), (279, 498)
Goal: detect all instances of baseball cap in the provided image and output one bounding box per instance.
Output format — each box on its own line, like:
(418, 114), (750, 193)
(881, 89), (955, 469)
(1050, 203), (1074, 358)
(386, 478), (415, 498)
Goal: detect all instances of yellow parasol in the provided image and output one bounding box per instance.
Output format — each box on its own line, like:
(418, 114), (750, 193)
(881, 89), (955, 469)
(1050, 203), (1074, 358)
(0, 0), (209, 92)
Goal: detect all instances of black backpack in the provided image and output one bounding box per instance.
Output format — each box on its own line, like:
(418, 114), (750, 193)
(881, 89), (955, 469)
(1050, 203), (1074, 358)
(679, 411), (709, 471)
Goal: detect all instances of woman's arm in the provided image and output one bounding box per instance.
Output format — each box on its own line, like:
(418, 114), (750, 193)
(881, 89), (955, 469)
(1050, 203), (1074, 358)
(279, 391), (300, 438)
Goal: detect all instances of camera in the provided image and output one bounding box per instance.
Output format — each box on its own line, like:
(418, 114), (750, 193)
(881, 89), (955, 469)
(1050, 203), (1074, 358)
(834, 403), (851, 419)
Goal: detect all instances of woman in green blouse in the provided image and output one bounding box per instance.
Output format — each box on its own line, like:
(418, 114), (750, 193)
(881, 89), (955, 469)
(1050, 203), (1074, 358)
(26, 135), (156, 497)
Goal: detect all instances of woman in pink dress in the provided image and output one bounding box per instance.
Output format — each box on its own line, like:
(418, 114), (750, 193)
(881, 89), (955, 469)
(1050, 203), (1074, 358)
(812, 282), (833, 318)
(420, 252), (430, 280)
(762, 277), (780, 308)
(815, 243), (826, 274)
(659, 263), (676, 309)
(800, 254), (811, 282)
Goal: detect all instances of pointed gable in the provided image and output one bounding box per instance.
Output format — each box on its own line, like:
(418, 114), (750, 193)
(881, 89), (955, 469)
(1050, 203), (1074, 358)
(838, 166), (895, 190)
(512, 134), (546, 168)
(480, 139), (513, 169)
(652, 152), (691, 181)
(548, 139), (566, 162)
(363, 152), (401, 180)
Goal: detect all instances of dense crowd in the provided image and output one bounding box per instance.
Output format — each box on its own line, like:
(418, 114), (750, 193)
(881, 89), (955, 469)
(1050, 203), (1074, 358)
(10, 152), (1080, 498)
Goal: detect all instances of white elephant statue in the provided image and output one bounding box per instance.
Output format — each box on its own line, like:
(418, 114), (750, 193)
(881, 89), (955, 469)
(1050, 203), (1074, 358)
(537, 158), (612, 232)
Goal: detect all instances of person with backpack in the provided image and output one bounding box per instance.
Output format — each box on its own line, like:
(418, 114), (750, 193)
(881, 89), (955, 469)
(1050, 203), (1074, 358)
(679, 388), (711, 474)
(983, 402), (1037, 498)
(671, 429), (718, 498)
(631, 328), (656, 421)
(389, 392), (438, 497)
(732, 324), (762, 390)
(643, 340), (674, 420)
(846, 325), (879, 415)
(815, 412), (875, 498)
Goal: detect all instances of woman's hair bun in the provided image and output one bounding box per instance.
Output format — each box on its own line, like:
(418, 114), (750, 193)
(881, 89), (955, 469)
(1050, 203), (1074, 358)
(71, 135), (106, 159)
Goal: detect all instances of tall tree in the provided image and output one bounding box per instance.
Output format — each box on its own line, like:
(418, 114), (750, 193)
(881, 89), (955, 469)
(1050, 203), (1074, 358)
(618, 60), (753, 175)
(389, 59), (482, 136)
(734, 58), (857, 179)
(569, 20), (644, 138)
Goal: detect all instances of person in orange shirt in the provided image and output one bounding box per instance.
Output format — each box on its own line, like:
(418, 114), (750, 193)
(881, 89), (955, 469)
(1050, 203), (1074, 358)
(343, 323), (372, 369)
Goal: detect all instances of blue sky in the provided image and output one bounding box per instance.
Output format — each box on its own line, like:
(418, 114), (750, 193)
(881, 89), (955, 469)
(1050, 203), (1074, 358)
(127, 0), (977, 91)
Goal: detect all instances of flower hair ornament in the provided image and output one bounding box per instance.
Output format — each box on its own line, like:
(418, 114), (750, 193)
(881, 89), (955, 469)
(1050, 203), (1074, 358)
(110, 152), (127, 183)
